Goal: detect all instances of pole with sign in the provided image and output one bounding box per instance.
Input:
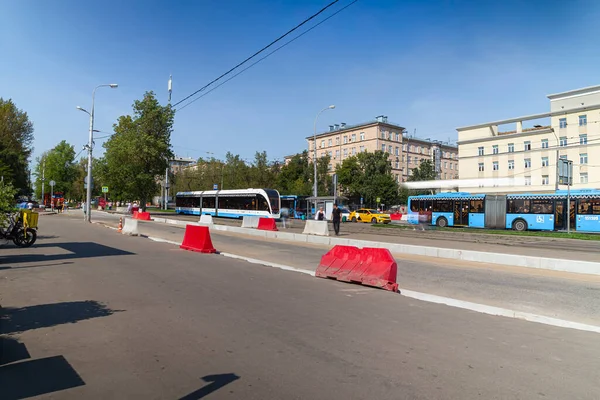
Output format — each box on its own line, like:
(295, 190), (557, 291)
(557, 159), (573, 233)
(102, 186), (109, 204)
(49, 180), (55, 212)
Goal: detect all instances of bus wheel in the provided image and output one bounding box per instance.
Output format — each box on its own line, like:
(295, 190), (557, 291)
(436, 217), (448, 228)
(351, 217), (357, 222)
(513, 219), (527, 231)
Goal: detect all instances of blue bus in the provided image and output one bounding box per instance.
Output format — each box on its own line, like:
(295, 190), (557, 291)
(175, 188), (280, 219)
(280, 195), (308, 219)
(408, 189), (600, 232)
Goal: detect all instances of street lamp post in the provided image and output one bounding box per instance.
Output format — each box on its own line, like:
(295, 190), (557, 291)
(77, 83), (118, 223)
(313, 105), (335, 213)
(550, 128), (560, 191)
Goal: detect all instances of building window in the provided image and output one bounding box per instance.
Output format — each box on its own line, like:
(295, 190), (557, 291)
(393, 147), (398, 156)
(450, 163), (454, 170)
(580, 134), (588, 145)
(478, 146), (484, 156)
(418, 146), (422, 154)
(335, 137), (340, 145)
(395, 161), (400, 169)
(580, 173), (589, 184)
(524, 141), (531, 151)
(493, 161), (499, 171)
(559, 136), (567, 147)
(508, 143), (514, 153)
(328, 139), (332, 147)
(559, 155), (567, 160)
(381, 131), (386, 139)
(541, 139), (549, 149)
(343, 148), (348, 157)
(525, 176), (532, 186)
(407, 156), (412, 164)
(444, 161), (447, 168)
(328, 151), (332, 158)
(352, 147), (356, 155)
(359, 145), (365, 152)
(335, 149), (340, 159)
(320, 140), (325, 148)
(580, 153), (588, 164)
(381, 144), (386, 152)
(542, 175), (549, 185)
(524, 158), (531, 168)
(403, 144), (407, 152)
(388, 145), (393, 153)
(478, 163), (484, 172)
(559, 118), (567, 129)
(579, 115), (587, 126)
(508, 160), (515, 170)
(343, 136), (348, 144)
(360, 132), (365, 141)
(351, 133), (356, 142)
(328, 164), (332, 171)
(395, 132), (400, 141)
(492, 145), (499, 155)
(541, 157), (549, 167)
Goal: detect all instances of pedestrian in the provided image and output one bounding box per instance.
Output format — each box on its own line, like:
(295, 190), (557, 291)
(331, 203), (342, 236)
(315, 207), (325, 221)
(27, 201), (33, 210)
(127, 202), (132, 214)
(281, 207), (289, 229)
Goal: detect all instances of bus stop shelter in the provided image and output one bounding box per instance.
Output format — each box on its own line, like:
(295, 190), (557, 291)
(305, 196), (348, 219)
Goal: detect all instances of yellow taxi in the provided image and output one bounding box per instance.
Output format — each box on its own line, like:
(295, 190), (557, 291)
(349, 208), (391, 224)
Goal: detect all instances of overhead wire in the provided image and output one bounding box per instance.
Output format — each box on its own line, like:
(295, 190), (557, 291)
(173, 0), (342, 108)
(176, 0), (359, 111)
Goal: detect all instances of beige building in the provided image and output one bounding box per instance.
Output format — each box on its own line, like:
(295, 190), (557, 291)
(306, 116), (458, 183)
(457, 85), (600, 193)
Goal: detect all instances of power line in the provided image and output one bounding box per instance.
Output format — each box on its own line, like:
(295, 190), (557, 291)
(173, 0), (341, 108)
(177, 0), (359, 111)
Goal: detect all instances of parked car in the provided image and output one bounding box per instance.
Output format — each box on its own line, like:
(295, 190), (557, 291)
(340, 208), (351, 222)
(348, 208), (391, 224)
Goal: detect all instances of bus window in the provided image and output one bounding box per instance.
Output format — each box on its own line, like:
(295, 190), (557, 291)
(433, 200), (451, 212)
(507, 199), (530, 214)
(578, 199), (600, 215)
(469, 199), (484, 213)
(410, 200), (420, 212)
(531, 199), (553, 214)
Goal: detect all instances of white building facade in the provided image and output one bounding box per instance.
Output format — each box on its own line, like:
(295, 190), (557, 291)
(457, 85), (600, 193)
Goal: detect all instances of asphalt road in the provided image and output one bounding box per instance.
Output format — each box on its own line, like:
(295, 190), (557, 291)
(84, 210), (600, 326)
(1, 215), (599, 399)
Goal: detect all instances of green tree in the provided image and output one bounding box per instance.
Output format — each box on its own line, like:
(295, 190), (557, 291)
(0, 181), (17, 226)
(33, 140), (77, 200)
(276, 151), (312, 195)
(0, 98), (34, 194)
(408, 159), (437, 182)
(103, 91), (174, 210)
(336, 151), (399, 207)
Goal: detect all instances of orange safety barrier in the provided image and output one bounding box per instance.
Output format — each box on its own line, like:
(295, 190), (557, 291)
(180, 225), (217, 254)
(257, 217), (278, 231)
(315, 245), (398, 292)
(133, 211), (151, 221)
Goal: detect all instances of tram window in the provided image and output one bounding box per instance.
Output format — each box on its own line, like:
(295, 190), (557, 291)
(507, 199), (530, 214)
(580, 199), (600, 215)
(218, 196), (252, 210)
(176, 196), (199, 208)
(469, 200), (484, 213)
(257, 194), (270, 211)
(202, 196), (216, 208)
(531, 199), (554, 214)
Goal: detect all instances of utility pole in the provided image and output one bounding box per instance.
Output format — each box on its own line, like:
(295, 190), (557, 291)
(41, 160), (46, 206)
(165, 75), (173, 210)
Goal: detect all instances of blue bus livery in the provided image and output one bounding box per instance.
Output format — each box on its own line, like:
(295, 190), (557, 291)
(408, 189), (600, 232)
(280, 195), (308, 219)
(175, 188), (280, 219)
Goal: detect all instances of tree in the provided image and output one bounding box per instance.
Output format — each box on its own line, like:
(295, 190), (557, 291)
(0, 181), (17, 226)
(408, 159), (437, 182)
(33, 140), (77, 200)
(336, 151), (399, 207)
(103, 91), (174, 210)
(0, 98), (34, 195)
(276, 151), (312, 195)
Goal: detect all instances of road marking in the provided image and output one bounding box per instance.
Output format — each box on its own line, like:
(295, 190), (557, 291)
(146, 236), (600, 334)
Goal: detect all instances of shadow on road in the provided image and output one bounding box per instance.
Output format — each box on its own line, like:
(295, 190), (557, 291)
(0, 353), (85, 399)
(179, 373), (240, 399)
(0, 242), (134, 267)
(0, 300), (121, 335)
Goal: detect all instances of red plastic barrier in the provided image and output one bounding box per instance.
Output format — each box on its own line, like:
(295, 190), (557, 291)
(390, 213), (402, 221)
(180, 225), (217, 254)
(315, 245), (398, 292)
(133, 211), (151, 221)
(257, 217), (278, 231)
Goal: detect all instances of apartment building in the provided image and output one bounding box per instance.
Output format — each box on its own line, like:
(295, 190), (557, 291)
(306, 115), (458, 182)
(457, 85), (600, 193)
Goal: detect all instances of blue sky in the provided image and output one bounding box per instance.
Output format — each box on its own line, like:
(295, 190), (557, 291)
(2, 0), (600, 166)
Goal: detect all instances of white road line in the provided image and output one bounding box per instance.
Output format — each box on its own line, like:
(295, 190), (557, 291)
(145, 235), (600, 334)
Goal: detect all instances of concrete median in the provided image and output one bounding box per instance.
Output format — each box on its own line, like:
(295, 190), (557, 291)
(199, 214), (214, 225)
(302, 220), (329, 236)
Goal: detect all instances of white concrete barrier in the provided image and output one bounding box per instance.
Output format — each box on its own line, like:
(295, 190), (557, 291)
(116, 206), (129, 213)
(121, 217), (140, 236)
(302, 220), (330, 236)
(199, 214), (214, 225)
(241, 216), (260, 228)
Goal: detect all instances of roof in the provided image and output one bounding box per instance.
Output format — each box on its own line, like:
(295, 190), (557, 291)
(306, 119), (405, 140)
(547, 84), (600, 100)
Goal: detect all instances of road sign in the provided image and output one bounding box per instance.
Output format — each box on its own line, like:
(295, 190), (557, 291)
(49, 180), (55, 186)
(558, 159), (573, 186)
(213, 184), (218, 190)
(376, 197), (381, 203)
(102, 186), (109, 193)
